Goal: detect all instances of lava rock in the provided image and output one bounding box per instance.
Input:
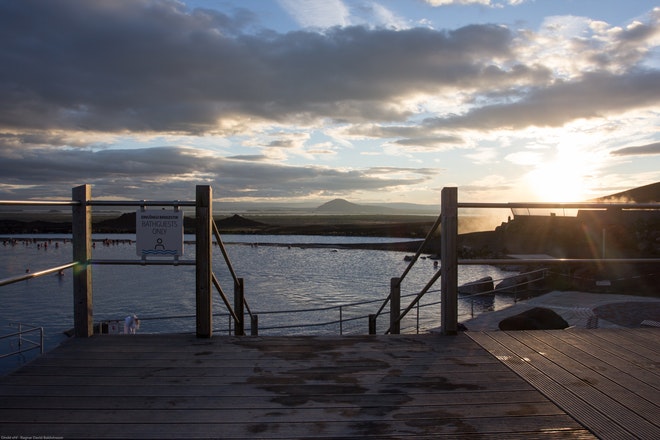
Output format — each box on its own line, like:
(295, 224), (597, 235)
(498, 307), (569, 330)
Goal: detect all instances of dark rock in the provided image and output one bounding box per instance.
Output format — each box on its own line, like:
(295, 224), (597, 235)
(495, 274), (529, 293)
(498, 307), (569, 331)
(458, 276), (494, 295)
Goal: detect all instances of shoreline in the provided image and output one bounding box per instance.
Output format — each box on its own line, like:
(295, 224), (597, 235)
(2, 234), (428, 253)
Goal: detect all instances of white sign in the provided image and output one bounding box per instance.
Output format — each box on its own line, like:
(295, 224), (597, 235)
(136, 210), (184, 257)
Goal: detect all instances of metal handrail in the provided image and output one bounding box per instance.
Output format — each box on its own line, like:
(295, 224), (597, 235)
(396, 213), (441, 285)
(458, 269), (547, 299)
(373, 212), (442, 319)
(90, 259), (196, 266)
(376, 192), (660, 334)
(0, 262), (77, 287)
(0, 190), (251, 337)
(212, 220), (240, 285)
(88, 200), (196, 207)
(457, 201), (660, 209)
(212, 273), (240, 323)
(457, 258), (660, 265)
(0, 199), (197, 207)
(211, 219), (254, 326)
(0, 200), (79, 206)
(0, 323), (44, 359)
(386, 268), (442, 334)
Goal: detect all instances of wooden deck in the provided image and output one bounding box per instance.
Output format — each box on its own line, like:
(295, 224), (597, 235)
(0, 330), (657, 439)
(468, 329), (660, 440)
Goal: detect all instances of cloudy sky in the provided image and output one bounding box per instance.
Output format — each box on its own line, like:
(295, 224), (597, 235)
(1, 0), (658, 205)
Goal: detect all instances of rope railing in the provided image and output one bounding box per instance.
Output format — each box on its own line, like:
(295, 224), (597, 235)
(384, 267), (547, 334)
(457, 268), (547, 299)
(118, 291), (441, 335)
(224, 292), (444, 335)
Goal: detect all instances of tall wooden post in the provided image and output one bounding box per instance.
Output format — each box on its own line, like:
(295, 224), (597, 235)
(234, 277), (245, 336)
(72, 185), (93, 337)
(390, 277), (401, 335)
(196, 185), (213, 338)
(441, 187), (458, 335)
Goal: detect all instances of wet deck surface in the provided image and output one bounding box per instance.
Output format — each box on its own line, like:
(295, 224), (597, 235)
(468, 328), (660, 440)
(0, 330), (657, 439)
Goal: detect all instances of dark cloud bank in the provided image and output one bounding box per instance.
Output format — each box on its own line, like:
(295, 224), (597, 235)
(0, 0), (658, 200)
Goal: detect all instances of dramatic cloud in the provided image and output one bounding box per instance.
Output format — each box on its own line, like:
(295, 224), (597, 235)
(0, 1), (657, 203)
(0, 144), (432, 200)
(422, 70), (660, 131)
(611, 142), (660, 156)
(0, 1), (519, 134)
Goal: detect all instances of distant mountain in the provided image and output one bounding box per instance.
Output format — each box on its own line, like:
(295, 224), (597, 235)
(315, 199), (394, 214)
(596, 181), (660, 203)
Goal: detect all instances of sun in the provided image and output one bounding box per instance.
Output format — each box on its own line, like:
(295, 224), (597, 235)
(526, 160), (589, 202)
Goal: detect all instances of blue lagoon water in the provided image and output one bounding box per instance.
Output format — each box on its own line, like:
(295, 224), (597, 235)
(1, 234), (519, 374)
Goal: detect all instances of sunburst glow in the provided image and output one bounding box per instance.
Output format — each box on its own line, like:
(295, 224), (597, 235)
(526, 160), (589, 202)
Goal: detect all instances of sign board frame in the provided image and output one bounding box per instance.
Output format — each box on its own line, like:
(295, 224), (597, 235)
(136, 209), (184, 258)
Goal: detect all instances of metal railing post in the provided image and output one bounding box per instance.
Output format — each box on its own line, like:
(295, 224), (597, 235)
(196, 185), (213, 338)
(251, 314), (259, 336)
(441, 187), (458, 335)
(72, 184), (93, 337)
(368, 314), (376, 335)
(339, 306), (343, 335)
(234, 277), (245, 336)
(390, 277), (401, 334)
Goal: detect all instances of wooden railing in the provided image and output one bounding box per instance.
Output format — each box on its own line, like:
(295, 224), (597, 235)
(373, 187), (660, 335)
(4, 186), (659, 338)
(0, 185), (249, 339)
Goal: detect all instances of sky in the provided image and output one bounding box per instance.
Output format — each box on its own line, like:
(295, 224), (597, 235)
(0, 0), (658, 206)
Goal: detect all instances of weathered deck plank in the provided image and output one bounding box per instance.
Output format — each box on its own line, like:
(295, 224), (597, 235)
(522, 331), (658, 417)
(0, 419), (592, 439)
(0, 333), (594, 439)
(545, 329), (660, 381)
(467, 329), (660, 440)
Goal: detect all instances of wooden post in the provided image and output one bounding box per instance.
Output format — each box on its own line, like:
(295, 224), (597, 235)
(196, 185), (213, 338)
(390, 277), (400, 335)
(441, 187), (458, 335)
(234, 277), (245, 336)
(251, 315), (259, 336)
(72, 185), (93, 337)
(368, 314), (376, 335)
